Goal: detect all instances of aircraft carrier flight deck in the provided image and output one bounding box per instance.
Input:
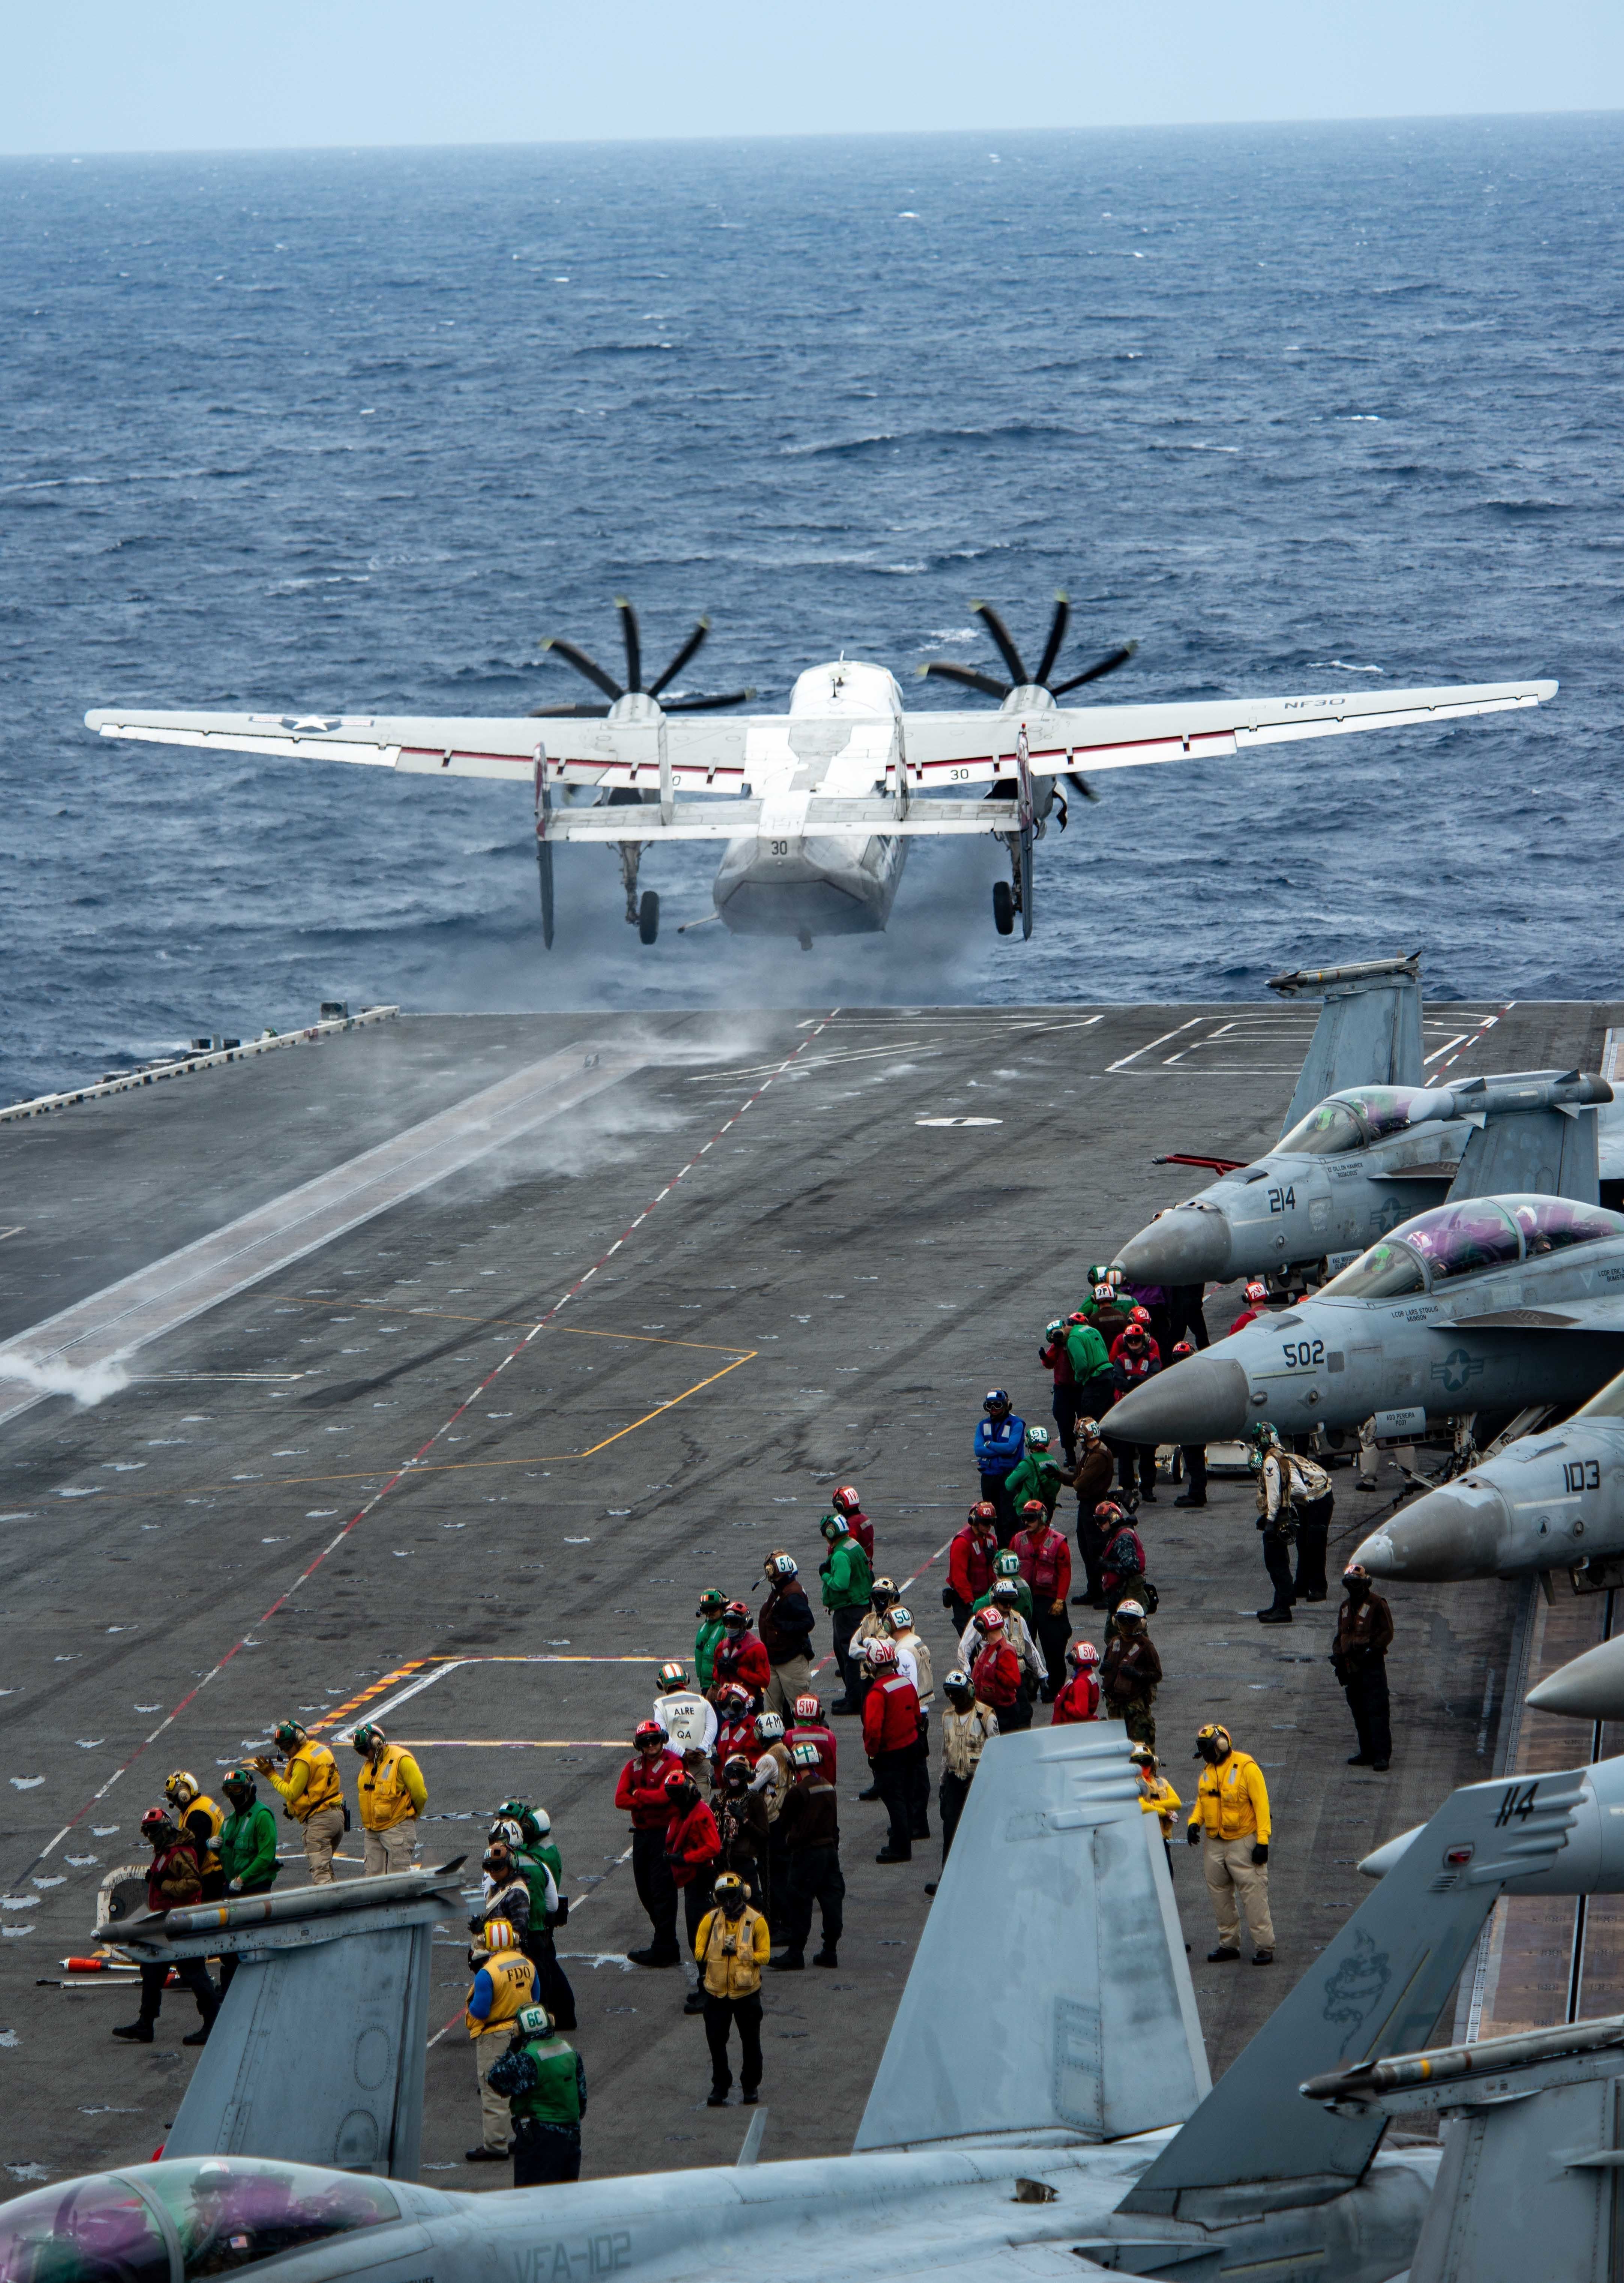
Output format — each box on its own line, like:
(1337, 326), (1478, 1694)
(3, 997), (1622, 2189)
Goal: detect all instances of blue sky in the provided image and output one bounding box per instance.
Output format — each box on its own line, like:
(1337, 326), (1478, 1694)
(4, 0), (1622, 153)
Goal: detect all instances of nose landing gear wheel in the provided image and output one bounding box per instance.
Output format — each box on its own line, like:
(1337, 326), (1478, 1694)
(992, 880), (1015, 935)
(638, 890), (660, 945)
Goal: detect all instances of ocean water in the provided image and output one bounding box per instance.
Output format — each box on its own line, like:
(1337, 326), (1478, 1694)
(2, 117), (1621, 1105)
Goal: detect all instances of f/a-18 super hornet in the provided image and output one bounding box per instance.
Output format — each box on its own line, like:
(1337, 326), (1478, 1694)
(1106, 1191), (1624, 1454)
(1117, 1070), (1615, 1293)
(27, 1727), (1624, 2283)
(1353, 1358), (1624, 1587)
(85, 593), (1555, 947)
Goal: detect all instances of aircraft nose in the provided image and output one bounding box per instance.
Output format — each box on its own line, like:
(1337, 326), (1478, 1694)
(1115, 1208), (1231, 1289)
(1107, 1354), (1250, 1447)
(1527, 1636), (1624, 1721)
(1354, 1481), (1512, 1584)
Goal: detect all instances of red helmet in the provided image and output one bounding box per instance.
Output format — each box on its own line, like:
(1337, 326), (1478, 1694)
(1067, 1310), (1089, 1326)
(1068, 1640), (1101, 1667)
(832, 1486), (862, 1514)
(969, 1501), (998, 1526)
(663, 1768), (692, 1796)
(1172, 1340), (1194, 1359)
(978, 1609), (1006, 1634)
(140, 1806), (173, 1844)
(1020, 1498), (1046, 1517)
(1094, 1499), (1129, 1525)
(634, 1719), (668, 1750)
(718, 1682), (751, 1713)
(794, 1695), (822, 1720)
(1245, 1281), (1269, 1303)
(723, 1599), (750, 1626)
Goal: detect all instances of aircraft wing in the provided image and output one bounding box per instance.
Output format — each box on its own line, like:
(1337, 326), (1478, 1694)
(84, 678), (1556, 815)
(1452, 1301), (1624, 1333)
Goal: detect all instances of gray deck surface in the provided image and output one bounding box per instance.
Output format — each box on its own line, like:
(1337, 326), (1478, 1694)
(2, 996), (1616, 2193)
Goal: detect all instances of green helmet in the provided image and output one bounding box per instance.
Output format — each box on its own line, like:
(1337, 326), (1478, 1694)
(1085, 1263), (1111, 1288)
(657, 1661), (688, 1690)
(221, 1765), (257, 1799)
(993, 1551), (1022, 1579)
(272, 1719), (306, 1752)
(696, 1588), (727, 1615)
(1025, 1425), (1050, 1449)
(351, 1722), (384, 1755)
(821, 1512), (848, 1540)
(496, 1797), (544, 1845)
(516, 2003), (552, 2038)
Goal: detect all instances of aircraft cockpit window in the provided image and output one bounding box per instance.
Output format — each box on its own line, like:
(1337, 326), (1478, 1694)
(1403, 1200), (1522, 1282)
(1342, 1087), (1440, 1142)
(0, 2175), (171, 2283)
(1507, 1197), (1624, 1257)
(1277, 1098), (1365, 1157)
(141, 2160), (398, 2280)
(1320, 1240), (1427, 1299)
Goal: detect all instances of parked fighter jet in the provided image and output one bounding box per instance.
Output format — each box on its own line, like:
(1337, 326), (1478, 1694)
(1354, 1361), (1624, 1586)
(25, 1729), (1624, 2283)
(1106, 1192), (1624, 1452)
(85, 602), (1555, 947)
(1117, 1071), (1613, 1292)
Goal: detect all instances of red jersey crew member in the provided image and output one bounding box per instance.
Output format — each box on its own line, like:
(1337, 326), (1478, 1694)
(861, 1638), (921, 1865)
(615, 1719), (684, 1967)
(662, 1767), (722, 2015)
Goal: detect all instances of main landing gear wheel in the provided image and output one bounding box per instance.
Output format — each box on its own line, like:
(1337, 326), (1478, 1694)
(992, 880), (1015, 935)
(638, 890), (660, 945)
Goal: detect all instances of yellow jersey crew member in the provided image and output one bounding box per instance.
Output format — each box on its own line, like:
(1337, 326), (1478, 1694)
(1186, 1724), (1274, 1965)
(465, 1914), (537, 2163)
(164, 1771), (226, 1901)
(350, 1722), (427, 1874)
(695, 1871), (770, 2108)
(253, 1719), (346, 1884)
(1130, 1742), (1182, 1863)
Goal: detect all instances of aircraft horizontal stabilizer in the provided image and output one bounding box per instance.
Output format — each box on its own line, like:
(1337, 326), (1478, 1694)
(854, 1726), (1209, 2152)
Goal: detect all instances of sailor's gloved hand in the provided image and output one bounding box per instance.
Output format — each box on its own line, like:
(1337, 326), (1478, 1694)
(1186, 1825), (1201, 1847)
(228, 1878), (242, 1895)
(1251, 1844), (1269, 1866)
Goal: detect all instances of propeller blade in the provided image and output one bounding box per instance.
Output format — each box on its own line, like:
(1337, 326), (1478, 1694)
(661, 688), (757, 713)
(1049, 639), (1138, 698)
(527, 701), (612, 718)
(1065, 771), (1100, 803)
(919, 662), (1013, 699)
(615, 597), (643, 694)
(1035, 591), (1071, 687)
(647, 617), (711, 699)
(540, 636), (623, 702)
(972, 601), (1029, 689)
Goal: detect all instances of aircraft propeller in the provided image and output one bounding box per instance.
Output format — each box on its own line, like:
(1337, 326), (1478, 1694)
(529, 600), (756, 717)
(919, 594), (1137, 703)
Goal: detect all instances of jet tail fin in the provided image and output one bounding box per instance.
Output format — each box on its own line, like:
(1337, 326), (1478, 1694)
(1118, 1762), (1586, 2220)
(1303, 2014), (1624, 2283)
(1269, 954), (1424, 1138)
(1445, 1073), (1608, 1204)
(853, 1725), (1209, 2151)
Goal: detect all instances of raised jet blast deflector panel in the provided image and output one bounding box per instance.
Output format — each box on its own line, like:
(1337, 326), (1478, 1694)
(103, 1865), (463, 2178)
(854, 1726), (1209, 2151)
(1269, 955), (1424, 1140)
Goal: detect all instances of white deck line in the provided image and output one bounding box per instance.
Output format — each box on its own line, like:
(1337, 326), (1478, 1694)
(0, 1041), (647, 1427)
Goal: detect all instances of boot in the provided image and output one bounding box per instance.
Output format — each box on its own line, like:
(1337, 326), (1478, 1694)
(770, 1951), (805, 1971)
(181, 2022), (213, 2047)
(627, 1946), (679, 1968)
(1173, 1492), (1206, 1508)
(707, 2088), (730, 2107)
(465, 2146), (507, 2163)
(1256, 1607), (1292, 1625)
(812, 1949), (838, 1967)
(1206, 1944), (1240, 1963)
(875, 1845), (912, 1864)
(683, 1988), (707, 2014)
(856, 1785), (880, 1802)
(113, 2019), (155, 2043)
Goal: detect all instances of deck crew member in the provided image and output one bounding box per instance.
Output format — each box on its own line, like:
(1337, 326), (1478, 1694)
(350, 1722), (427, 1874)
(1186, 1724), (1274, 1966)
(465, 1915), (537, 2162)
(254, 1719), (346, 1884)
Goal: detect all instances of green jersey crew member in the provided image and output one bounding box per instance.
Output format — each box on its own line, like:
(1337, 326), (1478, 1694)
(486, 2002), (587, 2186)
(350, 1722), (427, 1874)
(217, 1765), (281, 1995)
(253, 1719), (346, 1884)
(820, 1513), (873, 1714)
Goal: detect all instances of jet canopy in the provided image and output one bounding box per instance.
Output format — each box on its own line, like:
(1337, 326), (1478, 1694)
(1321, 1194), (1624, 1299)
(1276, 1085), (1446, 1158)
(0, 2159), (398, 2283)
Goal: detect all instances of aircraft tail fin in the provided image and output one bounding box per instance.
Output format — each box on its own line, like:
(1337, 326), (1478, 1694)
(1445, 1072), (1609, 1205)
(1303, 2014), (1624, 2283)
(853, 1724), (1209, 2151)
(1269, 954), (1423, 1137)
(1118, 1761), (1586, 2220)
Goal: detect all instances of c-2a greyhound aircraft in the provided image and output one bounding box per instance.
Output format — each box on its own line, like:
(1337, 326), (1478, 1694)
(86, 596), (1556, 948)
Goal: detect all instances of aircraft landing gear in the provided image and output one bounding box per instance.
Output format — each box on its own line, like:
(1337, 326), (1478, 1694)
(638, 890), (660, 945)
(992, 880), (1015, 935)
(619, 840), (658, 945)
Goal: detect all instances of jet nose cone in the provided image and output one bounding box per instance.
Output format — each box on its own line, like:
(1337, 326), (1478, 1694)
(1527, 1636), (1624, 1722)
(1108, 1354), (1250, 1447)
(1353, 1481), (1512, 1584)
(1115, 1209), (1231, 1289)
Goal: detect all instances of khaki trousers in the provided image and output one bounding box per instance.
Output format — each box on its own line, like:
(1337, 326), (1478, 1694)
(301, 1802), (346, 1884)
(475, 2030), (511, 2152)
(364, 1820), (419, 1876)
(765, 1659), (812, 1718)
(1202, 1832), (1275, 1951)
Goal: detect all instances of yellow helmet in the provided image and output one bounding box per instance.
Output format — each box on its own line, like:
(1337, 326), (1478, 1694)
(1195, 1724), (1233, 1760)
(482, 1917), (518, 1952)
(164, 1770), (199, 1808)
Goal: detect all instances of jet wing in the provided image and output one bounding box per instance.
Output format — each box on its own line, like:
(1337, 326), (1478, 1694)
(84, 677), (1556, 802)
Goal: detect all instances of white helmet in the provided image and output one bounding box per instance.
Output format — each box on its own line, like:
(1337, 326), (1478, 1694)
(531, 1808), (551, 1837)
(1115, 1600), (1145, 1621)
(754, 1711), (785, 1741)
(884, 1605), (913, 1632)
